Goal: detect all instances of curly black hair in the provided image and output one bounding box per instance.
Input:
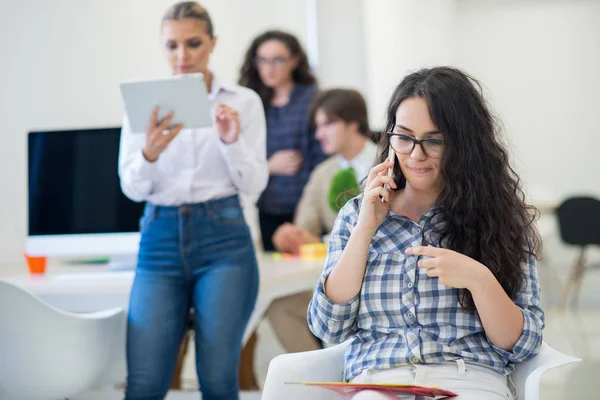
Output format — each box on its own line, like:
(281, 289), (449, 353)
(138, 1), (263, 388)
(377, 66), (541, 311)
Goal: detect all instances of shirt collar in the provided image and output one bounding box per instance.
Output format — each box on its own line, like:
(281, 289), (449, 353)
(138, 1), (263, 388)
(387, 203), (442, 230)
(207, 74), (236, 101)
(337, 139), (378, 185)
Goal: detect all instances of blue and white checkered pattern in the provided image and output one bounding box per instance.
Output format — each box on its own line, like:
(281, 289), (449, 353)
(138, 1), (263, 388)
(308, 195), (545, 382)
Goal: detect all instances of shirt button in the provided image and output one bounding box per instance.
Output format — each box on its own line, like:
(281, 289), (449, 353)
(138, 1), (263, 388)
(407, 282), (413, 288)
(411, 357), (419, 363)
(406, 312), (414, 319)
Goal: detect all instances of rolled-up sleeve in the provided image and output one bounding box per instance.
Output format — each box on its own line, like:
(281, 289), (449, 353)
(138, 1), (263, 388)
(490, 253), (545, 363)
(307, 199), (361, 344)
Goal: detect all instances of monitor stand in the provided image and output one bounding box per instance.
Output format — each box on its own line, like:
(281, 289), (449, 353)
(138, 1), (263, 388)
(107, 255), (137, 271)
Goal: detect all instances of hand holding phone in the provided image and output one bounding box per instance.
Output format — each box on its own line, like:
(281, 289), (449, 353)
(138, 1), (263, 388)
(358, 157), (396, 231)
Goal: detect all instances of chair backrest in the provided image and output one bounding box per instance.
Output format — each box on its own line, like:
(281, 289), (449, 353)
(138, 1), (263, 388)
(0, 280), (124, 399)
(556, 196), (600, 246)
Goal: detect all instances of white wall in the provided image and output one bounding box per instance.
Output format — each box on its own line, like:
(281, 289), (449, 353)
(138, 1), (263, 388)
(360, 0), (600, 204)
(0, 0), (308, 266)
(314, 0), (368, 95)
(2, 0), (599, 266)
(361, 0), (458, 128)
(453, 0), (600, 204)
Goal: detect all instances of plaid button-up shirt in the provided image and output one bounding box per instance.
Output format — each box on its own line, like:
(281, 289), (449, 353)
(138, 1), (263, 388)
(308, 195), (545, 382)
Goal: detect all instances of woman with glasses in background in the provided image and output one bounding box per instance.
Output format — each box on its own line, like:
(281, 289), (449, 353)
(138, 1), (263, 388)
(308, 67), (545, 399)
(239, 31), (325, 251)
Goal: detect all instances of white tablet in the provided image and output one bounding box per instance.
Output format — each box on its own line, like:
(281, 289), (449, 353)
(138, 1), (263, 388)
(119, 73), (212, 133)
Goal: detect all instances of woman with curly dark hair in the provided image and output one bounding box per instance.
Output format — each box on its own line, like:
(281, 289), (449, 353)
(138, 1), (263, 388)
(308, 67), (544, 399)
(239, 30), (325, 251)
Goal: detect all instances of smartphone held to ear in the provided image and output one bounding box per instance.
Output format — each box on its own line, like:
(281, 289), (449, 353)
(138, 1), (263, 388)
(381, 145), (395, 203)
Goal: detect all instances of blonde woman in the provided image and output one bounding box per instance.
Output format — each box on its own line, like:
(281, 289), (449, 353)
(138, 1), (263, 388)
(118, 2), (267, 399)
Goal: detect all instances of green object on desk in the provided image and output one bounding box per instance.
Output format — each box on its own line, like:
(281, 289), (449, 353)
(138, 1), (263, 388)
(328, 167), (361, 213)
(65, 257), (110, 265)
(84, 257), (111, 264)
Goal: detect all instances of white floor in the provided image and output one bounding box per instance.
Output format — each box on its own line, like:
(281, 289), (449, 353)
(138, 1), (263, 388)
(68, 217), (600, 399)
(77, 389), (262, 400)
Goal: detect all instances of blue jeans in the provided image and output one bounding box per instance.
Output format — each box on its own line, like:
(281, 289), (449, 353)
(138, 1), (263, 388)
(125, 195), (259, 400)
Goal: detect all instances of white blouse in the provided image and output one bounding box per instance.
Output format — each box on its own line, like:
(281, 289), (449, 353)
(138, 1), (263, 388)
(118, 77), (268, 206)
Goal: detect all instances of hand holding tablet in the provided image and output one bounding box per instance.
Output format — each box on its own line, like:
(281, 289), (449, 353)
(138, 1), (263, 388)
(120, 73), (212, 133)
(140, 107), (184, 162)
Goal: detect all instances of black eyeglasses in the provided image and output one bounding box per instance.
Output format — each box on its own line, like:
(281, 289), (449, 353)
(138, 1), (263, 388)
(387, 132), (444, 159)
(254, 56), (290, 67)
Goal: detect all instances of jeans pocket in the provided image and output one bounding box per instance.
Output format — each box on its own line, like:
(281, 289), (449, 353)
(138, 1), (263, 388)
(209, 204), (246, 225)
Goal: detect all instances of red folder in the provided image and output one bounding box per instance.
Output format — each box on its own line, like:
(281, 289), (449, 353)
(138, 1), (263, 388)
(285, 381), (457, 398)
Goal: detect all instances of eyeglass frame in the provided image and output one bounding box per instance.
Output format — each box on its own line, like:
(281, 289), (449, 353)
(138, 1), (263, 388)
(254, 56), (290, 67)
(386, 132), (444, 159)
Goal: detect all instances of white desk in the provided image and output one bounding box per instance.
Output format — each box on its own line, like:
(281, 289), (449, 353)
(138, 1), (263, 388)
(1, 254), (324, 384)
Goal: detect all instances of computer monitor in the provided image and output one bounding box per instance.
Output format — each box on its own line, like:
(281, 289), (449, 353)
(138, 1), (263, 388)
(26, 127), (145, 267)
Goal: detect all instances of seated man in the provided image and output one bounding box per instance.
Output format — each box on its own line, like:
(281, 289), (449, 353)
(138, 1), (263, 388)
(267, 88), (377, 353)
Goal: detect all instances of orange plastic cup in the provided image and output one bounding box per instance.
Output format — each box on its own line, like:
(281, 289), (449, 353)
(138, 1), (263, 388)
(24, 253), (47, 275)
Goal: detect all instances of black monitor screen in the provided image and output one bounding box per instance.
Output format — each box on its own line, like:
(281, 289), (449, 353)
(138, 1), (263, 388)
(28, 127), (145, 236)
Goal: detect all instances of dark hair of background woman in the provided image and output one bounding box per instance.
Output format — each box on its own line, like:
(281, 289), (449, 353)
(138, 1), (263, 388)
(238, 30), (317, 108)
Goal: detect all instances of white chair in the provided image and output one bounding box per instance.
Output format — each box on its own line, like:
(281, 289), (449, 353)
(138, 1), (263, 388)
(262, 340), (580, 400)
(0, 280), (126, 400)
